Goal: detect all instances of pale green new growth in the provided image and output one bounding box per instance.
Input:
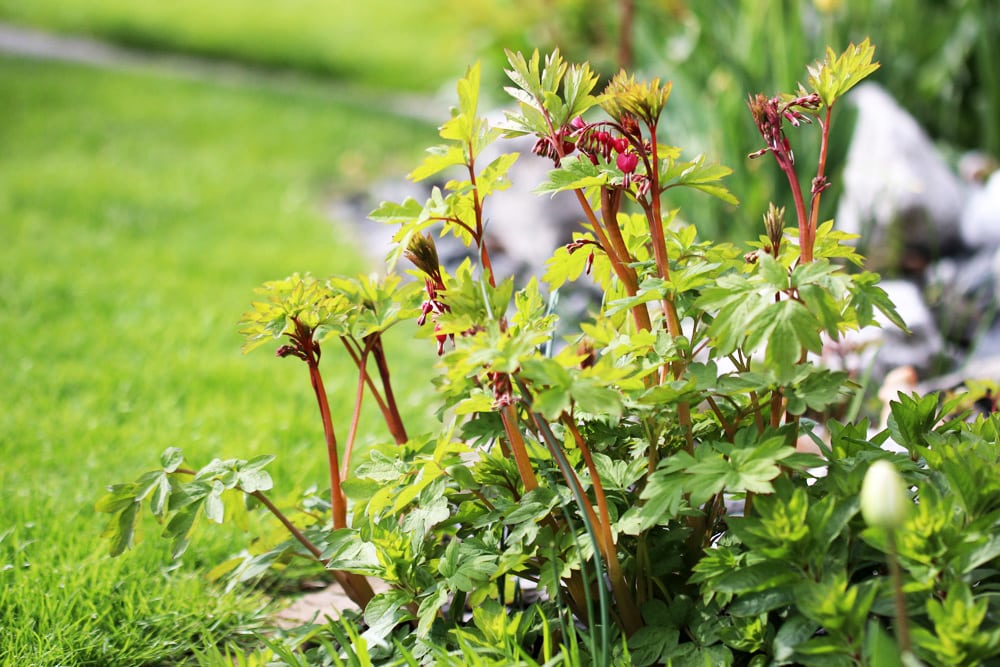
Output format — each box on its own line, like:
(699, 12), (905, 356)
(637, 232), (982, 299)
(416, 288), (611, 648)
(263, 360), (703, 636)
(807, 38), (880, 108)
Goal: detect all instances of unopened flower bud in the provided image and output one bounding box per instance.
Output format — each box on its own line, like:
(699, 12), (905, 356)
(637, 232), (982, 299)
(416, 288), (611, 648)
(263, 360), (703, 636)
(860, 460), (910, 530)
(404, 232), (441, 280)
(276, 344), (298, 359)
(763, 202), (785, 253)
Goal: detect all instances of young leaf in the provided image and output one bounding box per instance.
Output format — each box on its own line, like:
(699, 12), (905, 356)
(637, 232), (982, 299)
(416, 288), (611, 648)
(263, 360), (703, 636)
(807, 38), (880, 108)
(534, 154), (609, 195)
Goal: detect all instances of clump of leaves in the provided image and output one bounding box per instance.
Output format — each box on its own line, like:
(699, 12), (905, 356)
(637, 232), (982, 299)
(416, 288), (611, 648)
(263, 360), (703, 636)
(99, 42), (1000, 666)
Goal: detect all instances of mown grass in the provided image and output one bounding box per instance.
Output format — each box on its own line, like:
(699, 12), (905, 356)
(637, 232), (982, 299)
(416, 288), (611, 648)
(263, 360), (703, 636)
(0, 54), (441, 664)
(0, 0), (537, 93)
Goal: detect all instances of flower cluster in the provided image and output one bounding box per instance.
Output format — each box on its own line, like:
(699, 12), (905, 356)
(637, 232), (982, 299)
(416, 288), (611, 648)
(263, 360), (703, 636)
(746, 92), (821, 168)
(531, 127), (576, 166)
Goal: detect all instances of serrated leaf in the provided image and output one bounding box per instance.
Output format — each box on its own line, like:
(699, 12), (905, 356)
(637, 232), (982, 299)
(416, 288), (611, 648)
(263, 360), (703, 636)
(757, 254), (789, 289)
(754, 300), (823, 380)
(408, 144), (466, 183)
(534, 154), (609, 194)
(438, 538), (498, 592)
(798, 284), (842, 337)
(807, 38), (880, 107)
(476, 152), (519, 198)
(661, 154), (738, 205)
(368, 197), (425, 225)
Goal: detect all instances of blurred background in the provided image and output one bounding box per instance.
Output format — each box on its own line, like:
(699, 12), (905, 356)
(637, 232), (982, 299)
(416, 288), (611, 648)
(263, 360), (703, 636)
(2, 1), (998, 663)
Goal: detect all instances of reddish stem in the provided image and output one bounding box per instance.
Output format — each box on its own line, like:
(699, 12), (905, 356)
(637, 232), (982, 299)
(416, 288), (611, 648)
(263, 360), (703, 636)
(342, 353), (369, 480)
(806, 107), (834, 258)
(370, 338), (408, 444)
(305, 350), (348, 530)
(563, 416), (642, 634)
(500, 403), (539, 492)
(780, 154), (811, 263)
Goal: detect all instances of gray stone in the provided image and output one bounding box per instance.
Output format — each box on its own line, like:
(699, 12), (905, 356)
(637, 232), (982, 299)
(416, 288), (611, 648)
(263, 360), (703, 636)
(961, 169), (1000, 248)
(836, 83), (965, 272)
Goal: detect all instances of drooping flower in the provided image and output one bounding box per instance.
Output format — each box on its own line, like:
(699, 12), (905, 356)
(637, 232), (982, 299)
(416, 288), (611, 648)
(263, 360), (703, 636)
(616, 151), (639, 174)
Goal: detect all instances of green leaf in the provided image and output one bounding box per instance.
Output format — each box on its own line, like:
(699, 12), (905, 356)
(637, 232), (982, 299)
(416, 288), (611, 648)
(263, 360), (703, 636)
(160, 447), (184, 473)
(772, 614), (820, 663)
(534, 154), (609, 194)
(476, 152), (519, 199)
(95, 483), (138, 514)
(102, 501), (139, 557)
(322, 529), (381, 574)
(408, 144), (466, 183)
(368, 197), (425, 225)
(729, 586), (796, 616)
(713, 560), (799, 595)
(204, 481), (225, 523)
(163, 502), (201, 559)
(661, 154), (738, 205)
(438, 538), (498, 592)
(757, 254), (790, 289)
(850, 272), (908, 332)
(864, 618), (905, 667)
(628, 625), (680, 667)
(807, 38), (880, 107)
(797, 284), (842, 338)
(747, 299), (823, 381)
(149, 474), (171, 519)
(363, 590), (415, 648)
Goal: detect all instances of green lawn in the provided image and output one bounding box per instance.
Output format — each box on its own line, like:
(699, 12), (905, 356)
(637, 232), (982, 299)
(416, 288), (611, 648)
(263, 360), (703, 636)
(0, 54), (440, 664)
(0, 0), (536, 93)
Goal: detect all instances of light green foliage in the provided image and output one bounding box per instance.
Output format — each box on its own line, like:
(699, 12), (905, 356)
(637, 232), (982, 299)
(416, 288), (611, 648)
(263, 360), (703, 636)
(807, 38), (881, 108)
(94, 42), (1000, 666)
(502, 49), (601, 136)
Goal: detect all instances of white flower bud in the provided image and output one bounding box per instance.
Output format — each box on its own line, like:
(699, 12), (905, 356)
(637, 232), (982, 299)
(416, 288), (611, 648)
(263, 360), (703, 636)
(860, 459), (910, 530)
